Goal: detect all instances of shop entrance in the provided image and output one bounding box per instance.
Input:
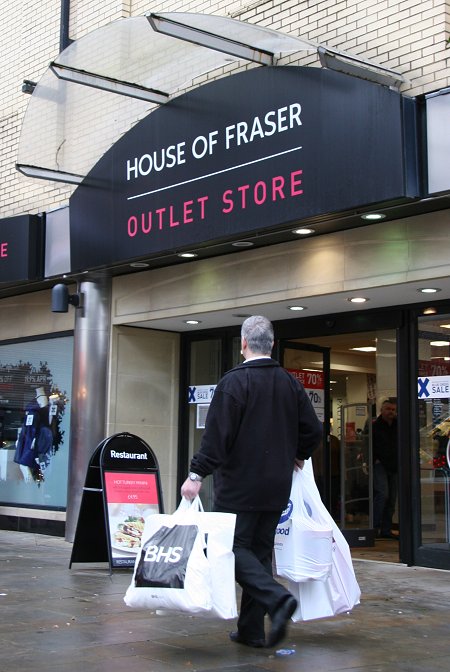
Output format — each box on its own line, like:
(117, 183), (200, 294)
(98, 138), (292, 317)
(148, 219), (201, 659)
(180, 325), (399, 562)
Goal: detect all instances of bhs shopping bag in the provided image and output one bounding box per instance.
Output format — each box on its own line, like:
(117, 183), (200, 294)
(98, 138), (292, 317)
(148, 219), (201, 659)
(124, 497), (237, 619)
(124, 498), (211, 613)
(135, 523), (198, 588)
(274, 467), (333, 582)
(287, 460), (361, 621)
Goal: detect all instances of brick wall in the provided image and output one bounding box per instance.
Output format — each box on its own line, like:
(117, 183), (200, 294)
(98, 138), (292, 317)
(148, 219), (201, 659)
(1, 0), (449, 219)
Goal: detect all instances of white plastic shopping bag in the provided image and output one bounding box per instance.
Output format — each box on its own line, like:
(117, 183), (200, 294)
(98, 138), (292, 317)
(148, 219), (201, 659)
(274, 467), (333, 582)
(288, 527), (362, 621)
(124, 497), (237, 619)
(287, 460), (361, 621)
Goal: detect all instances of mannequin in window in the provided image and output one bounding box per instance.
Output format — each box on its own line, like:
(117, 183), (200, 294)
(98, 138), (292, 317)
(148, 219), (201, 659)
(14, 387), (52, 482)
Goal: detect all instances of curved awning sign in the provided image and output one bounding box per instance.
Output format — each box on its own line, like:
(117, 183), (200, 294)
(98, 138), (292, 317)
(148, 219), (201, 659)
(69, 66), (414, 272)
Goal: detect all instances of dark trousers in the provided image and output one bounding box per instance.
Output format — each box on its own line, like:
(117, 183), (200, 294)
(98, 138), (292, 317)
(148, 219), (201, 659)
(373, 463), (398, 535)
(216, 508), (291, 641)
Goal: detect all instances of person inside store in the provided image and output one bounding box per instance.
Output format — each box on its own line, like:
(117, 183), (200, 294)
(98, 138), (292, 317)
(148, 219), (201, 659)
(372, 398), (399, 540)
(181, 315), (323, 649)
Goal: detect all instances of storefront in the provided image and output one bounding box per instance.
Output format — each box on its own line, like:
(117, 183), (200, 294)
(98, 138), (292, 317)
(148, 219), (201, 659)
(2, 15), (450, 571)
(0, 215), (74, 534)
(107, 256), (450, 571)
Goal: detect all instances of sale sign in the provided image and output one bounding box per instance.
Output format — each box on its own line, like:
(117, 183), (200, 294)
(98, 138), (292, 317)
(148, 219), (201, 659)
(287, 368), (325, 421)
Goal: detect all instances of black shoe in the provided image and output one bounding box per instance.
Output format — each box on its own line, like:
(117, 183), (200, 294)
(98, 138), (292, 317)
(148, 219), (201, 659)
(229, 630), (265, 648)
(266, 595), (297, 648)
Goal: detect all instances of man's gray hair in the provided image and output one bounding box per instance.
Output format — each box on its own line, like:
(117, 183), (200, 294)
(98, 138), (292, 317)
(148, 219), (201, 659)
(241, 315), (274, 355)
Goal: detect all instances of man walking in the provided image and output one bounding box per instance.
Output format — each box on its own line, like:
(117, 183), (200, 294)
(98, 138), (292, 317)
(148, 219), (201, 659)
(181, 316), (323, 648)
(372, 398), (399, 540)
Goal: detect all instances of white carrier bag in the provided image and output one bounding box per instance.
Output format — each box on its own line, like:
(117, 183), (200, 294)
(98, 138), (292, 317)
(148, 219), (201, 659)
(284, 460), (361, 621)
(274, 466), (334, 582)
(124, 496), (237, 619)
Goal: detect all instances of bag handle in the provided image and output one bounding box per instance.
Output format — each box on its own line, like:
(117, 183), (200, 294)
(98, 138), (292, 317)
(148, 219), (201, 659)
(177, 495), (205, 514)
(175, 496), (207, 549)
(290, 469), (313, 520)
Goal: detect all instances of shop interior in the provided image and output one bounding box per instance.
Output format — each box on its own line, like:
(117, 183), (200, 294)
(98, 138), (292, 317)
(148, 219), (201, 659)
(284, 330), (400, 563)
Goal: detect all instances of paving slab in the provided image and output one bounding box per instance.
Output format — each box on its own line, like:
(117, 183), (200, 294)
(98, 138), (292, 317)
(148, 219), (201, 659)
(1, 530), (449, 672)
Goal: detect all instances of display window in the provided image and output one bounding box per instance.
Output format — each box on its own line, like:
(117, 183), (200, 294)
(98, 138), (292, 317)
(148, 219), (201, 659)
(0, 335), (73, 508)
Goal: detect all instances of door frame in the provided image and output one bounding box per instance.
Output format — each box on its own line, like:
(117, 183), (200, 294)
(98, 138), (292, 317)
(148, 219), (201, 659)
(278, 340), (331, 507)
(410, 305), (450, 569)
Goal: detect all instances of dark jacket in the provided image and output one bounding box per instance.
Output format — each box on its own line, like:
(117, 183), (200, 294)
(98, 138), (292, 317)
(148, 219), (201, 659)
(372, 415), (398, 473)
(190, 358), (323, 511)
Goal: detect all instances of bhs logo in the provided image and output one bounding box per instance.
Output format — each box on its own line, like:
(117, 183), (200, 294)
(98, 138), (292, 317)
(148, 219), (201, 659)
(144, 545), (182, 563)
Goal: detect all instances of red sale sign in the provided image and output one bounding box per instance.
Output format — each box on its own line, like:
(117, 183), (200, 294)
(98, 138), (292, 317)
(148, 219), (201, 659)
(287, 368), (324, 422)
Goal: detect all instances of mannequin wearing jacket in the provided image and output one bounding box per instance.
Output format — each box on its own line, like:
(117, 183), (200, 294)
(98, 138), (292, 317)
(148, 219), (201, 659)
(15, 387), (52, 482)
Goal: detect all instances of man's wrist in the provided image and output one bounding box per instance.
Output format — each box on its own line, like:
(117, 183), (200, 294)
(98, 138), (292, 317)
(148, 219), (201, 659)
(188, 472), (203, 482)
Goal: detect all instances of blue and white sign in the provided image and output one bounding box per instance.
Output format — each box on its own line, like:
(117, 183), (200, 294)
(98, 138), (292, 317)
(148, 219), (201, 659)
(188, 385), (216, 404)
(418, 376), (450, 399)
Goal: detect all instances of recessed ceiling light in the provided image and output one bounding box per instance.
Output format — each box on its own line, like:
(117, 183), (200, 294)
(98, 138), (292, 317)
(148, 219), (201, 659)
(418, 287), (441, 293)
(423, 307), (437, 315)
(178, 252), (198, 258)
(130, 261), (149, 268)
(232, 241), (254, 247)
(232, 313), (252, 318)
(350, 346), (377, 352)
(288, 305), (306, 311)
(184, 319), (201, 325)
(292, 227), (315, 235)
(348, 297), (369, 303)
(360, 213), (386, 221)
(440, 324), (450, 328)
(430, 340), (450, 347)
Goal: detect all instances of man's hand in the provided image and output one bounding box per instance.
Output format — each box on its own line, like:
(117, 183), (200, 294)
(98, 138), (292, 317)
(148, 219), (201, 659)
(294, 458), (305, 471)
(181, 477), (202, 500)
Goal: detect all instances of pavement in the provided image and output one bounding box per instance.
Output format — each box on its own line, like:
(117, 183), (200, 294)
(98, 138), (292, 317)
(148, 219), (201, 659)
(1, 529), (450, 672)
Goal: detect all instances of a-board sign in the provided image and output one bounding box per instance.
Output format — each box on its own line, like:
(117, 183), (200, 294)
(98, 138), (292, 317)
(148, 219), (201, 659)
(100, 434), (164, 568)
(69, 432), (163, 571)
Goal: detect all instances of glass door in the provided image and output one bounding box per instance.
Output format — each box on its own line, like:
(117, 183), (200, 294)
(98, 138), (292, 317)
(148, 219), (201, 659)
(340, 402), (373, 544)
(279, 341), (330, 505)
(417, 315), (450, 561)
(184, 336), (241, 511)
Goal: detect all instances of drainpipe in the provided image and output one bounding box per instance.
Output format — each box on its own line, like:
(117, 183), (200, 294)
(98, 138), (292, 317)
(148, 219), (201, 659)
(60, 0), (72, 52)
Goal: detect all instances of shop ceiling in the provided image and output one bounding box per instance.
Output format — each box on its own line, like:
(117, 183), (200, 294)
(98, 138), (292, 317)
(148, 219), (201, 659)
(124, 279), (450, 333)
